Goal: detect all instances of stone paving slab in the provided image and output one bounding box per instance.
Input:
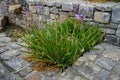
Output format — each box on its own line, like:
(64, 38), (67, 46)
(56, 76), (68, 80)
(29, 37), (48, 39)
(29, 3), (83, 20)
(0, 32), (120, 80)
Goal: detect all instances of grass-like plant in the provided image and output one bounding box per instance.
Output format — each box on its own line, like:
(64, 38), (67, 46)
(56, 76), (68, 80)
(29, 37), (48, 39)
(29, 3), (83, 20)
(22, 18), (103, 70)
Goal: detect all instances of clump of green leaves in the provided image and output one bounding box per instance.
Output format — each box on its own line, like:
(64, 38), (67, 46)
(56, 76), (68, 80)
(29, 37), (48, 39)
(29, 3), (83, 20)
(22, 18), (103, 69)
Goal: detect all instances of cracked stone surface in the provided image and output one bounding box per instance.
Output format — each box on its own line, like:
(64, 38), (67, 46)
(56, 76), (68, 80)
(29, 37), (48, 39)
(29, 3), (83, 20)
(0, 32), (120, 80)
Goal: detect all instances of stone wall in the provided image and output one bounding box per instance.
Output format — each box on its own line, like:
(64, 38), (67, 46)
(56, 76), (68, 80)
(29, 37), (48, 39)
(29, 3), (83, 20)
(1, 0), (120, 46)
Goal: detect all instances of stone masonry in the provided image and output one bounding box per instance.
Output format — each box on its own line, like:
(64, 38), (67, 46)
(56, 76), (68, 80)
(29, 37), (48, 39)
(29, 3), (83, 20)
(0, 31), (120, 80)
(5, 0), (120, 46)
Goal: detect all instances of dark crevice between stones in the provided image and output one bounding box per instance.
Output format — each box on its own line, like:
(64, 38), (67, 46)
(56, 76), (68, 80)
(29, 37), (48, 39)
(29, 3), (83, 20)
(0, 16), (26, 41)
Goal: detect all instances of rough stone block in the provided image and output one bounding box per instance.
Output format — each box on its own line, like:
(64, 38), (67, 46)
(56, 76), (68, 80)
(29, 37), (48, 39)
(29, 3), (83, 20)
(50, 7), (58, 14)
(116, 24), (120, 38)
(0, 37), (12, 43)
(46, 1), (55, 7)
(55, 2), (62, 8)
(103, 23), (118, 30)
(1, 50), (20, 60)
(62, 3), (73, 12)
(102, 28), (115, 35)
(79, 4), (94, 17)
(99, 70), (110, 80)
(104, 35), (117, 44)
(0, 63), (5, 76)
(96, 57), (115, 70)
(102, 50), (120, 61)
(43, 7), (50, 16)
(7, 57), (29, 71)
(94, 12), (110, 23)
(112, 4), (120, 23)
(19, 67), (32, 77)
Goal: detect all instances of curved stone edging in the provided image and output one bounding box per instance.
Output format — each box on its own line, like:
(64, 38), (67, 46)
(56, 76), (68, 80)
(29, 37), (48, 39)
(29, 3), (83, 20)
(0, 32), (120, 80)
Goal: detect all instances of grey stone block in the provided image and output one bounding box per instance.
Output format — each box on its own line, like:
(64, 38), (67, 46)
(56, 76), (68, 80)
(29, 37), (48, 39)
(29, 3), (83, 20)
(102, 28), (115, 35)
(50, 7), (58, 14)
(1, 50), (20, 60)
(0, 37), (12, 43)
(55, 2), (62, 8)
(116, 24), (120, 37)
(94, 12), (110, 23)
(103, 23), (119, 30)
(0, 63), (5, 76)
(19, 67), (32, 77)
(99, 70), (110, 80)
(43, 7), (50, 16)
(79, 4), (94, 17)
(46, 2), (55, 7)
(112, 4), (120, 23)
(104, 35), (117, 44)
(7, 57), (29, 71)
(96, 57), (115, 70)
(62, 3), (73, 12)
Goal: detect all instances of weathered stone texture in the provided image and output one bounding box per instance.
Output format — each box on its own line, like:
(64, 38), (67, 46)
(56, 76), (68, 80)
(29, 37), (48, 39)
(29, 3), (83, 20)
(112, 4), (120, 23)
(94, 12), (110, 23)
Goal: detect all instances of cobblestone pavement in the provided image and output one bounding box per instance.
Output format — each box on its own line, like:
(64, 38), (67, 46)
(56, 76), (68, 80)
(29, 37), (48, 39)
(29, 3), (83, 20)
(0, 32), (120, 80)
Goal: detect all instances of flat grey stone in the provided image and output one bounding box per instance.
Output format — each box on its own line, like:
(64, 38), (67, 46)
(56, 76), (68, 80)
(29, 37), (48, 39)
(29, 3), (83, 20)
(112, 4), (120, 23)
(94, 12), (110, 23)
(7, 57), (28, 71)
(109, 74), (120, 80)
(1, 50), (20, 60)
(3, 73), (16, 80)
(0, 47), (9, 54)
(79, 62), (101, 79)
(102, 50), (120, 61)
(103, 23), (119, 30)
(90, 44), (104, 55)
(96, 57), (115, 70)
(79, 4), (94, 17)
(104, 35), (117, 44)
(116, 24), (120, 38)
(99, 70), (110, 80)
(7, 42), (21, 50)
(0, 33), (6, 37)
(0, 42), (6, 47)
(43, 7), (50, 16)
(46, 1), (55, 7)
(102, 28), (115, 35)
(84, 52), (97, 61)
(101, 43), (120, 50)
(62, 3), (73, 12)
(50, 7), (58, 14)
(0, 37), (12, 43)
(55, 2), (61, 8)
(112, 65), (120, 75)
(0, 63), (5, 76)
(19, 67), (32, 77)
